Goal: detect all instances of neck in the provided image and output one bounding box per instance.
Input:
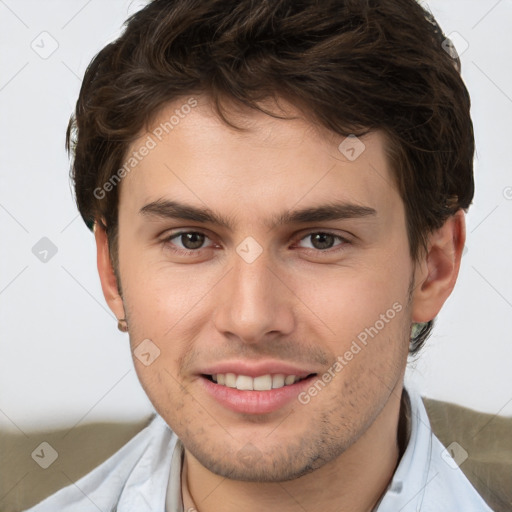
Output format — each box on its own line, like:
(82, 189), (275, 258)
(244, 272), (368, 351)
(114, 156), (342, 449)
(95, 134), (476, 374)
(182, 382), (410, 512)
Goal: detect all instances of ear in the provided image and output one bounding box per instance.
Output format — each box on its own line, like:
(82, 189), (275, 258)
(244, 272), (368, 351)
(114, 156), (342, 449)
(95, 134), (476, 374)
(411, 209), (466, 323)
(94, 222), (126, 321)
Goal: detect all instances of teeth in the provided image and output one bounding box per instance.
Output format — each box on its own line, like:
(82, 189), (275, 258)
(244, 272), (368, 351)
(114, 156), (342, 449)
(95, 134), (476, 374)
(253, 375), (272, 391)
(225, 373), (236, 388)
(272, 374), (285, 388)
(236, 375), (253, 390)
(284, 375), (296, 385)
(211, 373), (303, 390)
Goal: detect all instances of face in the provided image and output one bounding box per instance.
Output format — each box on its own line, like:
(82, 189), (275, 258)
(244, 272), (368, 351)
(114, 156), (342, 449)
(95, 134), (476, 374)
(111, 96), (416, 481)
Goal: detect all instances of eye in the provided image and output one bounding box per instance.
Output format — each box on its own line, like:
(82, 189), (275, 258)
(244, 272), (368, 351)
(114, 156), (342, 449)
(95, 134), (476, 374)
(296, 232), (349, 252)
(161, 230), (351, 257)
(162, 231), (214, 254)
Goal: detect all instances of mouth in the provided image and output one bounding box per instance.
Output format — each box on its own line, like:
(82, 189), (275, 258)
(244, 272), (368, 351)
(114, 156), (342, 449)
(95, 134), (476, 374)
(199, 372), (319, 414)
(201, 373), (317, 391)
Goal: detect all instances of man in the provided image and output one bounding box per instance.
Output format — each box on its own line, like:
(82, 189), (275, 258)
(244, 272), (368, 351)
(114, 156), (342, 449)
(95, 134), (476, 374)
(25, 0), (493, 510)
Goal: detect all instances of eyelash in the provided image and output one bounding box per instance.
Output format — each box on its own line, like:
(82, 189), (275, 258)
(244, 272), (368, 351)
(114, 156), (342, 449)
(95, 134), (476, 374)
(161, 230), (351, 257)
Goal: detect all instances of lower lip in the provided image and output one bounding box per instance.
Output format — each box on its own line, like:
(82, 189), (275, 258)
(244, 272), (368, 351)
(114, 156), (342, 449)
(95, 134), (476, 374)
(199, 375), (316, 414)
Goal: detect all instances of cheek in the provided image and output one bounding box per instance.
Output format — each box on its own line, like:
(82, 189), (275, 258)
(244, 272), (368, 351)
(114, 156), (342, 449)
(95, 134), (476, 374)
(122, 264), (213, 392)
(131, 358), (197, 428)
(121, 252), (208, 332)
(291, 259), (410, 340)
(290, 261), (412, 401)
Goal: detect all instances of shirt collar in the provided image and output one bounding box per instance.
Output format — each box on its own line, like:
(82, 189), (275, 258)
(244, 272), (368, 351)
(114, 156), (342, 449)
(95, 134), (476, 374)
(375, 385), (435, 511)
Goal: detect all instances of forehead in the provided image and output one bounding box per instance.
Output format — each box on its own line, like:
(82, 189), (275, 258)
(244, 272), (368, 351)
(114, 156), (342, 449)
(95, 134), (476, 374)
(119, 96), (400, 226)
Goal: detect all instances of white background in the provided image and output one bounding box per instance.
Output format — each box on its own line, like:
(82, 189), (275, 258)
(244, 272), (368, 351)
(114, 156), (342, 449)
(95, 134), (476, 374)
(0, 0), (511, 434)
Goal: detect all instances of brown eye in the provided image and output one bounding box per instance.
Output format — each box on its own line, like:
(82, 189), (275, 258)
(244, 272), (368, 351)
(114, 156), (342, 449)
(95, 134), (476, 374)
(298, 232), (348, 252)
(163, 231), (213, 254)
(309, 233), (336, 250)
(177, 232), (205, 250)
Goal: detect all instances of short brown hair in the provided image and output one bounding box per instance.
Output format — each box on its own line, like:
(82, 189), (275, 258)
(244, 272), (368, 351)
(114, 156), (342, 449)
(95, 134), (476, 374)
(66, 0), (475, 354)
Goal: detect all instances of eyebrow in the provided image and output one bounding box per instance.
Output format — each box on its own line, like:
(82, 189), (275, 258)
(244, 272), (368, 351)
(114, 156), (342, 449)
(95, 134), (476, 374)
(139, 199), (377, 230)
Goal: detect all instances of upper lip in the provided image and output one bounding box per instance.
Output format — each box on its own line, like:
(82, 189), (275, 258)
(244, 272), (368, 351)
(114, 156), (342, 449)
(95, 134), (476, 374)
(198, 360), (318, 379)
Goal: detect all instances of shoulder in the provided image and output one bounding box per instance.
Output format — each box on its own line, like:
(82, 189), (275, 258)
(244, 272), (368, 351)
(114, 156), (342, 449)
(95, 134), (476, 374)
(423, 396), (512, 512)
(22, 414), (175, 512)
(378, 387), (499, 511)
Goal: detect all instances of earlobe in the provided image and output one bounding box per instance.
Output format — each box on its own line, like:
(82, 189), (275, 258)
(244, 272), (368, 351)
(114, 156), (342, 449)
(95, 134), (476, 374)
(411, 210), (466, 323)
(94, 222), (126, 321)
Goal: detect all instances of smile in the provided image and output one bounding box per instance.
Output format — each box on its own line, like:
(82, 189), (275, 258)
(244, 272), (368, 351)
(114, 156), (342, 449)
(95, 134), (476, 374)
(200, 372), (319, 414)
(204, 373), (314, 391)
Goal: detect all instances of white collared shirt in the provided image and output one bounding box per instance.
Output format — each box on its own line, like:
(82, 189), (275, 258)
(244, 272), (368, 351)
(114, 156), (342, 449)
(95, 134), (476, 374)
(24, 386), (494, 512)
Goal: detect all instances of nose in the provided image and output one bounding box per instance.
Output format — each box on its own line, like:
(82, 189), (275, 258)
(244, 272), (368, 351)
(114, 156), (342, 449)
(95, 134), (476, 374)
(212, 249), (295, 345)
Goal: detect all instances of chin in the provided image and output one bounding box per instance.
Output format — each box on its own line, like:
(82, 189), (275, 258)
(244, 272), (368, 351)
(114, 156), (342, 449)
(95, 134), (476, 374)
(184, 432), (347, 483)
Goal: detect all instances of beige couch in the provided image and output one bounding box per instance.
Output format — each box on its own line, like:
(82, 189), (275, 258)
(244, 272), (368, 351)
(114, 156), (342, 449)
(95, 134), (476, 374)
(1, 398), (511, 511)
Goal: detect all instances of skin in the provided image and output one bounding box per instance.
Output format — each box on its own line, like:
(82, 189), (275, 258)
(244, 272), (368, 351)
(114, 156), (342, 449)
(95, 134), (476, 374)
(95, 95), (465, 512)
